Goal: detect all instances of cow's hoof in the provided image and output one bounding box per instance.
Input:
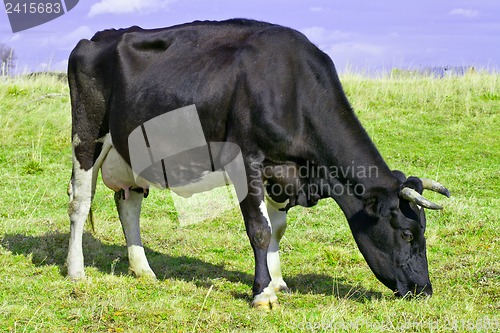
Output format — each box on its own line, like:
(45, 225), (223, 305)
(130, 268), (157, 280)
(271, 279), (290, 293)
(66, 267), (85, 280)
(252, 287), (279, 311)
(67, 273), (85, 281)
(277, 285), (290, 294)
(252, 299), (280, 311)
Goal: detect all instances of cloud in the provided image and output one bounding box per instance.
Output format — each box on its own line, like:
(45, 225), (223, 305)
(449, 8), (479, 18)
(61, 26), (94, 44)
(301, 27), (353, 46)
(40, 26), (93, 51)
(300, 27), (390, 70)
(37, 59), (68, 72)
(52, 59), (69, 71)
(1, 34), (22, 44)
(330, 42), (385, 57)
(89, 0), (175, 17)
(303, 27), (380, 55)
(309, 7), (324, 12)
(324, 41), (396, 71)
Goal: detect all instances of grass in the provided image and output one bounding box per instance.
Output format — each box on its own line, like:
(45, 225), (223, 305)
(0, 72), (499, 332)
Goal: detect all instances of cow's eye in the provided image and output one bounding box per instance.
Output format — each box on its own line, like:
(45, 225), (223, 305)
(402, 230), (414, 242)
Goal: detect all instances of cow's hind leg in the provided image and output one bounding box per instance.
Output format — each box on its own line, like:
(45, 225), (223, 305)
(265, 197), (289, 293)
(114, 190), (156, 279)
(67, 135), (112, 279)
(67, 163), (93, 279)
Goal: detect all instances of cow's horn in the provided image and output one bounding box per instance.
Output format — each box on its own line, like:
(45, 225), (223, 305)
(420, 178), (451, 197)
(400, 187), (443, 210)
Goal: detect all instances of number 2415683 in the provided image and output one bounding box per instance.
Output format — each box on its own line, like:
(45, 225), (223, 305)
(5, 2), (62, 14)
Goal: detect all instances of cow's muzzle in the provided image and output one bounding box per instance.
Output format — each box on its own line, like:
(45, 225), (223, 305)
(395, 282), (433, 298)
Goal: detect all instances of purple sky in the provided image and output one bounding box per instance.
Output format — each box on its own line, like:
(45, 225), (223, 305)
(1, 0), (499, 73)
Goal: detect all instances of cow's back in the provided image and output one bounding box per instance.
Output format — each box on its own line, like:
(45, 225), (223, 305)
(69, 19), (337, 167)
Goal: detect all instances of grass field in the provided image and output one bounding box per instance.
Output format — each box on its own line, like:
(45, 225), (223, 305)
(0, 72), (498, 332)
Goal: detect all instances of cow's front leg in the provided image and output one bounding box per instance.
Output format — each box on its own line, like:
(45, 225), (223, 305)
(240, 188), (277, 310)
(114, 190), (156, 279)
(265, 196), (289, 293)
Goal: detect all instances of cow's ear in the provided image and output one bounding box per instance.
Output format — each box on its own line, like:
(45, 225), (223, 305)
(393, 171), (424, 194)
(402, 176), (424, 194)
(363, 188), (398, 218)
(391, 170), (407, 183)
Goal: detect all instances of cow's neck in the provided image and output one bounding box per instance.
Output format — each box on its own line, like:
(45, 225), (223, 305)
(306, 105), (399, 219)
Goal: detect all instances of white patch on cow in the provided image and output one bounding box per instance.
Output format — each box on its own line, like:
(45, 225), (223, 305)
(100, 134), (156, 197)
(101, 146), (135, 198)
(265, 196), (289, 292)
(72, 134), (82, 146)
(258, 198), (289, 292)
(252, 283), (278, 310)
(259, 200), (272, 230)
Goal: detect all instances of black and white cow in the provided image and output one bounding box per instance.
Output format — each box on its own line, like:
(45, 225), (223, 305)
(66, 19), (449, 310)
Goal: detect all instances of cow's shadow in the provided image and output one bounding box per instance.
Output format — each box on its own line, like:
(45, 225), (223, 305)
(0, 232), (382, 302)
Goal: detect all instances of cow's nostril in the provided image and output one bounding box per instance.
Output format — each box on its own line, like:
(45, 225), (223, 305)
(417, 283), (433, 297)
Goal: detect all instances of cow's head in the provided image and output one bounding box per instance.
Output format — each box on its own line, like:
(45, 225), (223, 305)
(348, 171), (449, 297)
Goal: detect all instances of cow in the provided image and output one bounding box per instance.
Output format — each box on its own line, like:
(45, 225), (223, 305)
(66, 19), (449, 310)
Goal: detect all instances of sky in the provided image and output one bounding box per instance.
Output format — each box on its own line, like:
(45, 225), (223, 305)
(1, 0), (499, 74)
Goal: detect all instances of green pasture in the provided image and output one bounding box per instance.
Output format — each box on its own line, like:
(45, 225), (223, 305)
(0, 72), (498, 332)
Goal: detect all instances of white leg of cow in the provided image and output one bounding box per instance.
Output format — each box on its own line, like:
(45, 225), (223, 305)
(67, 135), (113, 279)
(265, 197), (289, 292)
(249, 201), (278, 310)
(114, 190), (156, 279)
(67, 161), (93, 279)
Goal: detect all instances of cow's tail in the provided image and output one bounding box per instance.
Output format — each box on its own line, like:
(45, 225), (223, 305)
(87, 133), (114, 232)
(87, 206), (94, 233)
